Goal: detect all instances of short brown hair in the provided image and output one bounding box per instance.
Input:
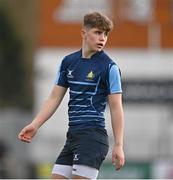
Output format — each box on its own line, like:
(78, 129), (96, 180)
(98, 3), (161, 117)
(83, 12), (113, 33)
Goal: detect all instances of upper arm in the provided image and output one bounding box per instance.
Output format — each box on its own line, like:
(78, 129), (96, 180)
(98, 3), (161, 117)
(49, 85), (67, 101)
(54, 57), (69, 88)
(108, 93), (123, 109)
(106, 64), (122, 95)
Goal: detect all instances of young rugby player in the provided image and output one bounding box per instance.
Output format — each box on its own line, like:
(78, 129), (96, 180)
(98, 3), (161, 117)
(18, 12), (125, 179)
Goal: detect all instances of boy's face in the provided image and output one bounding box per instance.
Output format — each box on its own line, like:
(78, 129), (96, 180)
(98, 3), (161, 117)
(82, 27), (108, 52)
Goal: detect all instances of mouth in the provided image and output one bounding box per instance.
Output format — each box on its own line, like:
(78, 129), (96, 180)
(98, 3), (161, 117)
(96, 43), (104, 48)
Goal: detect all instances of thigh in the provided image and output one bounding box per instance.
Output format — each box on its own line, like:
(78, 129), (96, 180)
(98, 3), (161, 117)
(52, 139), (73, 178)
(51, 174), (68, 179)
(72, 128), (109, 170)
(55, 139), (73, 166)
(51, 164), (72, 179)
(73, 140), (109, 170)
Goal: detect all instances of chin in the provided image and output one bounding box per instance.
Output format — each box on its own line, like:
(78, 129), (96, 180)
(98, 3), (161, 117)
(91, 47), (102, 52)
(97, 48), (103, 51)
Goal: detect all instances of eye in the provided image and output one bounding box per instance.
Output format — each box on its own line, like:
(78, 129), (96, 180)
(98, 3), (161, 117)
(104, 32), (108, 36)
(95, 30), (108, 37)
(95, 31), (102, 35)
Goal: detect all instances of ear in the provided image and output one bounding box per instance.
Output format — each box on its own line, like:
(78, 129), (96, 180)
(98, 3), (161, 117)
(81, 28), (86, 39)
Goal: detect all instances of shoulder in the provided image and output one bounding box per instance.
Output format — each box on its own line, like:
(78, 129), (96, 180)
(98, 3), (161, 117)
(63, 50), (81, 62)
(99, 51), (119, 69)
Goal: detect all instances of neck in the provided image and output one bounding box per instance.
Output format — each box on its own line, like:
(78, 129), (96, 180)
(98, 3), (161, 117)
(82, 50), (95, 59)
(82, 43), (97, 59)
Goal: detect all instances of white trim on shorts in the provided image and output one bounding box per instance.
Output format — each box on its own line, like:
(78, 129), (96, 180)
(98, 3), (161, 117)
(72, 164), (99, 179)
(52, 164), (99, 179)
(52, 164), (72, 179)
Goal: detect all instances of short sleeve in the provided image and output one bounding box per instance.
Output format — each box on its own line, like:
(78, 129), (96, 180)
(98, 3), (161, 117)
(107, 64), (122, 94)
(54, 58), (69, 88)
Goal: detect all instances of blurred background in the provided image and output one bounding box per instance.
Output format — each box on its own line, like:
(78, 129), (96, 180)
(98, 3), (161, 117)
(0, 0), (173, 178)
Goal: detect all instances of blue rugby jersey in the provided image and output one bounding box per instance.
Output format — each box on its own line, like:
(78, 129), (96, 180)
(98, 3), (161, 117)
(55, 50), (122, 131)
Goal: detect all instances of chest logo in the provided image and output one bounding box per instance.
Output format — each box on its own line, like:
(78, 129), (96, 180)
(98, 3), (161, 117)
(86, 71), (95, 80)
(67, 69), (74, 78)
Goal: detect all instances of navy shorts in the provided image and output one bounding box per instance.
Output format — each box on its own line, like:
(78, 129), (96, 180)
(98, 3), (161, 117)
(55, 128), (109, 170)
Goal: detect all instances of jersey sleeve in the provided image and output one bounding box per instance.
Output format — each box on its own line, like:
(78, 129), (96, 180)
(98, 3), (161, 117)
(54, 57), (69, 88)
(106, 64), (122, 94)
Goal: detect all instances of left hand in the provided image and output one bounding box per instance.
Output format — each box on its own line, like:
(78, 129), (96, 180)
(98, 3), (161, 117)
(112, 145), (125, 171)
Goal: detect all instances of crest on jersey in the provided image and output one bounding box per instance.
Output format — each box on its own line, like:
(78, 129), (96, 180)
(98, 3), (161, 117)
(86, 71), (95, 80)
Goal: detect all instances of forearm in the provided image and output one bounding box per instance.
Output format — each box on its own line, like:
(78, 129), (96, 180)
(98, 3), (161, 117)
(31, 85), (67, 129)
(111, 106), (124, 147)
(31, 98), (60, 129)
(109, 95), (125, 170)
(108, 94), (124, 147)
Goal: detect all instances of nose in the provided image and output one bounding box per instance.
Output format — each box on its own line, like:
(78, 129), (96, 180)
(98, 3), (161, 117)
(99, 33), (106, 41)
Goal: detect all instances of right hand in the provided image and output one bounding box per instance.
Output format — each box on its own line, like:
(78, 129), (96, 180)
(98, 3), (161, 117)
(18, 123), (38, 143)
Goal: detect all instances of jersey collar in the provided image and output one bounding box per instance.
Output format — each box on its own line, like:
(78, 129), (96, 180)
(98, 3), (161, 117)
(79, 49), (104, 59)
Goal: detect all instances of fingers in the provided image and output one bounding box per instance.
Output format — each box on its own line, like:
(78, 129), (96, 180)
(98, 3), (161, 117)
(112, 145), (125, 171)
(114, 158), (124, 171)
(112, 154), (125, 171)
(18, 135), (31, 143)
(18, 128), (26, 138)
(18, 127), (32, 143)
(18, 132), (31, 143)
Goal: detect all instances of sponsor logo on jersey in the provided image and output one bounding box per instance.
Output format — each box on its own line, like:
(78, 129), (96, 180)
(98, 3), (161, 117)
(67, 69), (74, 78)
